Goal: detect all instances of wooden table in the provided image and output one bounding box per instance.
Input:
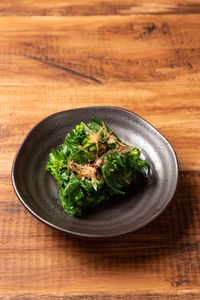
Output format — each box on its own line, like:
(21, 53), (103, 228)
(1, 1), (200, 299)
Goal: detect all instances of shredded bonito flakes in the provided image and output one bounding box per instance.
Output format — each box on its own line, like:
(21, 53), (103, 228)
(67, 123), (135, 191)
(88, 122), (122, 153)
(67, 161), (98, 190)
(94, 146), (135, 167)
(67, 145), (135, 190)
(67, 161), (96, 178)
(89, 133), (100, 144)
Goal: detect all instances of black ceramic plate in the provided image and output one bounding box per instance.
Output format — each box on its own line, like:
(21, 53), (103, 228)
(12, 107), (178, 238)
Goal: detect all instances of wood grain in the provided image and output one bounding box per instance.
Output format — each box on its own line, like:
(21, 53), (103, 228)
(0, 1), (200, 299)
(0, 0), (200, 16)
(0, 15), (200, 85)
(1, 170), (200, 298)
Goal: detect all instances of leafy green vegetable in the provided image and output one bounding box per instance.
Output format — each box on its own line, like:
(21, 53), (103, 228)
(46, 118), (150, 216)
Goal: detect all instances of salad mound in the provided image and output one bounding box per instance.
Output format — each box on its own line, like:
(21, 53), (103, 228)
(46, 117), (150, 216)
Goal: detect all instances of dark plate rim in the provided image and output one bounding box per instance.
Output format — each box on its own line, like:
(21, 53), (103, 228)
(11, 106), (179, 239)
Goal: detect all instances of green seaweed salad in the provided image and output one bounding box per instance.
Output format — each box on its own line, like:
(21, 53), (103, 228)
(46, 117), (150, 217)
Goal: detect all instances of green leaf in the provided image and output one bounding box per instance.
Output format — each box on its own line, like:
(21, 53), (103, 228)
(46, 118), (150, 216)
(102, 163), (125, 194)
